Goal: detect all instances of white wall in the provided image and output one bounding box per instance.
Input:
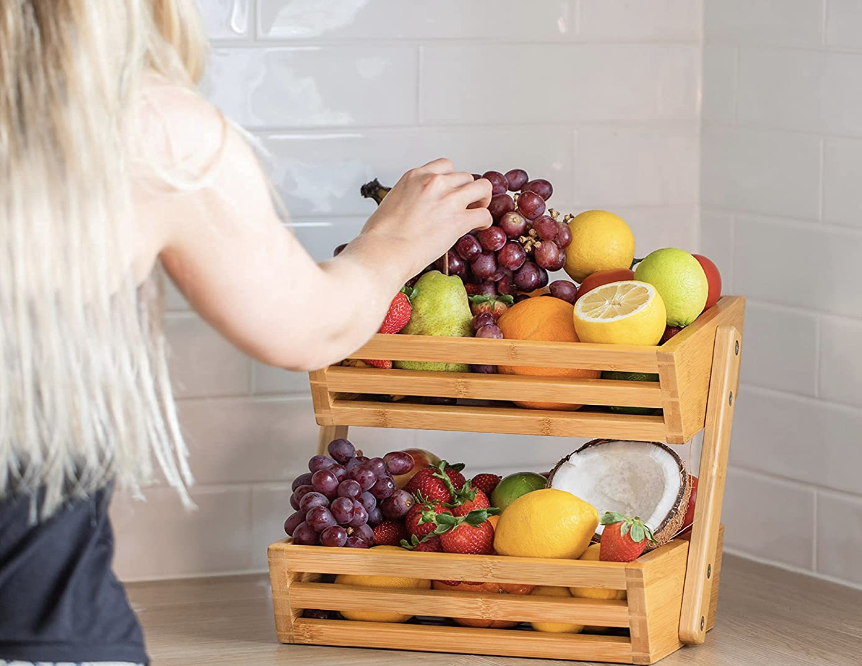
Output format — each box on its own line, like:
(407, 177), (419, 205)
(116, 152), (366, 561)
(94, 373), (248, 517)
(701, 0), (862, 589)
(111, 0), (702, 581)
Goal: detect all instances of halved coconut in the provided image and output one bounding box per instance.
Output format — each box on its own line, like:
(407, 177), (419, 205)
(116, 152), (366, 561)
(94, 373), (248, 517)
(547, 439), (691, 547)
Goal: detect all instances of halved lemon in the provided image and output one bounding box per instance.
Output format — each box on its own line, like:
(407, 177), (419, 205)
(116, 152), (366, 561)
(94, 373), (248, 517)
(573, 281), (666, 346)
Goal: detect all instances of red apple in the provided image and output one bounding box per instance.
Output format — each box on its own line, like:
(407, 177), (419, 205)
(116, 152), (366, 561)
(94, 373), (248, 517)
(574, 268), (635, 302)
(679, 475), (698, 541)
(392, 448), (441, 489)
(692, 255), (722, 311)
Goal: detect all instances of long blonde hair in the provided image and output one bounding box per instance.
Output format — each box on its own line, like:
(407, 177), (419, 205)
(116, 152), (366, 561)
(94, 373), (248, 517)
(0, 0), (208, 517)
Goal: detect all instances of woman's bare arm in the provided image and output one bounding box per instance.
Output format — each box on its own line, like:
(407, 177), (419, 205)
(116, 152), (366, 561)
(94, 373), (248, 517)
(134, 83), (492, 371)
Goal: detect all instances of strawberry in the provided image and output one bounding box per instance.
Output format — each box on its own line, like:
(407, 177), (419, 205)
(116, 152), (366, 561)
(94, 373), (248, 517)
(373, 520), (407, 546)
(470, 474), (501, 497)
(405, 499), (448, 540)
(434, 509), (496, 555)
(452, 487), (499, 518)
(400, 534), (443, 552)
(404, 460), (466, 504)
(469, 294), (514, 318)
(379, 290), (413, 334)
(599, 512), (656, 562)
(363, 358), (393, 369)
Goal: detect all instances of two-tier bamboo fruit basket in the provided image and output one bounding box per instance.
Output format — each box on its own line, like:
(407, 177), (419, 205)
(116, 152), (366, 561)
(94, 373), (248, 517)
(268, 295), (745, 665)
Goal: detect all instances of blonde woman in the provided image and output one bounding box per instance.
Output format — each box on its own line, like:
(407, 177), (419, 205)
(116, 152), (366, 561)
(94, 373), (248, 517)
(0, 2), (492, 664)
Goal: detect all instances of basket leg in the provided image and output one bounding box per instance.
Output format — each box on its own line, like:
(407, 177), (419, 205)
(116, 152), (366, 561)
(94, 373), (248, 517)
(317, 424), (349, 456)
(678, 324), (742, 644)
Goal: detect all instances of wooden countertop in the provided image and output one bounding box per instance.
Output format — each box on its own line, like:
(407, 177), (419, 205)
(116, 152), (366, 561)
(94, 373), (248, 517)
(128, 554), (862, 666)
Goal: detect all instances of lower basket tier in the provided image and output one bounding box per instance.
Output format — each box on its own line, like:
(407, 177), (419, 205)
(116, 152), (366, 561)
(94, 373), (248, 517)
(268, 527), (724, 665)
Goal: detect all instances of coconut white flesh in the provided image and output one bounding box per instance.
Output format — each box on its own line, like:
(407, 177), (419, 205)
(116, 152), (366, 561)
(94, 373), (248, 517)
(549, 440), (685, 536)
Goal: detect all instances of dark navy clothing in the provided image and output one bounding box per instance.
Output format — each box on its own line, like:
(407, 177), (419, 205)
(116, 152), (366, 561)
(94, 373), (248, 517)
(0, 486), (148, 664)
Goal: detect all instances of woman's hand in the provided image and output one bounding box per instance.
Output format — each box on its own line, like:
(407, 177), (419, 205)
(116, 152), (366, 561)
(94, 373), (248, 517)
(359, 158), (492, 277)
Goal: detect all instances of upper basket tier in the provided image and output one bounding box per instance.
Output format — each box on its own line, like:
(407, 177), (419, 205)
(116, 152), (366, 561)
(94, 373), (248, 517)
(309, 296), (745, 445)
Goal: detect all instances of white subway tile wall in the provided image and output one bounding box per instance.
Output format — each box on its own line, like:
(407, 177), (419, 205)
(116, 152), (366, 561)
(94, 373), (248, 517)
(703, 0), (862, 588)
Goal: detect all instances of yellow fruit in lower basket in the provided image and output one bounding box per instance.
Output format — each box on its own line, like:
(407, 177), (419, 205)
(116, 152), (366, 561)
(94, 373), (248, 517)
(494, 489), (598, 559)
(530, 586), (585, 634)
(571, 544), (627, 635)
(335, 552), (431, 623)
(573, 280), (666, 346)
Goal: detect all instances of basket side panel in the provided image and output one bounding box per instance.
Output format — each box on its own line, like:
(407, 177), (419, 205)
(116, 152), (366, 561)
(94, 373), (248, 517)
(626, 540), (688, 665)
(707, 525), (725, 631)
(292, 619), (634, 663)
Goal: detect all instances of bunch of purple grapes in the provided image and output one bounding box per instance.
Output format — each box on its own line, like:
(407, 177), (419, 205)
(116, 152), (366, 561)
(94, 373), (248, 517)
(431, 170), (571, 297)
(284, 439), (416, 548)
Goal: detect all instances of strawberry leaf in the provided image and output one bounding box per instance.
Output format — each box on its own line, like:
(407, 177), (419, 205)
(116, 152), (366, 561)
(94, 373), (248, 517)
(600, 511), (628, 526)
(630, 522), (645, 543)
(497, 295), (515, 306)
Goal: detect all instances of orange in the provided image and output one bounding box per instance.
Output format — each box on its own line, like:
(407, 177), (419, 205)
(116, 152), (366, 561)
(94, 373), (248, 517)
(431, 580), (534, 627)
(497, 297), (600, 410)
(487, 515), (499, 530)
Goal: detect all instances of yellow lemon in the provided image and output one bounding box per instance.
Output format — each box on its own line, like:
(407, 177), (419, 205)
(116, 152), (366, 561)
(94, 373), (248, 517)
(564, 210), (635, 283)
(494, 489), (598, 559)
(335, 547), (431, 623)
(570, 544), (627, 601)
(573, 280), (666, 346)
(530, 586), (584, 634)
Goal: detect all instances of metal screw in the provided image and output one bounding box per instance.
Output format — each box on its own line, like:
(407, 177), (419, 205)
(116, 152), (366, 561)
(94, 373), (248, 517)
(735, 340), (739, 355)
(728, 391), (733, 406)
(707, 564), (712, 579)
(700, 616), (705, 631)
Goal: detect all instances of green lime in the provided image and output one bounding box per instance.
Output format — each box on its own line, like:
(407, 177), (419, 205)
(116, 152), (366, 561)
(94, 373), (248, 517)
(602, 371), (660, 415)
(634, 248), (708, 327)
(491, 472), (547, 511)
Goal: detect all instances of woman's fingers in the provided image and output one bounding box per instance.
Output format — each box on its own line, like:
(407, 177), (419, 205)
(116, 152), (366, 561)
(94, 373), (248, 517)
(454, 178), (493, 210)
(418, 157), (455, 175)
(463, 206), (493, 231)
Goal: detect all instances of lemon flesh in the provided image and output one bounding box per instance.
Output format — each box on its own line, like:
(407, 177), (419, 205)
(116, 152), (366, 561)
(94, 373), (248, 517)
(573, 281), (666, 346)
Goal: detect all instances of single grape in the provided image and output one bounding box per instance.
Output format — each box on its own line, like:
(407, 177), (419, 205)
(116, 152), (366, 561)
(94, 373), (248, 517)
(352, 523), (375, 544)
(477, 281), (498, 297)
(299, 491), (329, 514)
(320, 525), (348, 548)
(435, 250), (465, 278)
(497, 272), (514, 296)
(308, 455), (336, 473)
(498, 211), (528, 239)
(345, 457), (363, 472)
(333, 243), (347, 257)
(405, 273), (421, 288)
(534, 241), (562, 271)
(536, 264), (550, 289)
(349, 503), (369, 527)
(477, 226), (507, 252)
(291, 485), (314, 511)
(291, 472), (313, 492)
(306, 505), (337, 533)
(549, 280), (578, 303)
(327, 438), (354, 463)
(557, 222), (572, 248)
(471, 364), (498, 374)
(311, 469), (339, 498)
(455, 234), (482, 262)
(497, 241), (527, 271)
(524, 178), (553, 200)
(472, 312), (497, 332)
(380, 489), (415, 519)
(383, 451), (414, 476)
(532, 215), (559, 241)
(367, 507), (383, 527)
(547, 244), (566, 271)
(482, 170), (508, 196)
(505, 168), (529, 191)
(345, 536), (370, 548)
(330, 496), (356, 524)
(476, 325), (504, 339)
(359, 492), (377, 513)
(330, 464), (346, 482)
(349, 465), (377, 492)
(491, 266), (511, 283)
(371, 476), (396, 500)
(471, 252), (497, 279)
(517, 191), (545, 220)
(367, 457), (387, 477)
(487, 194), (516, 221)
(292, 522), (319, 545)
(514, 261), (541, 292)
(284, 511), (305, 536)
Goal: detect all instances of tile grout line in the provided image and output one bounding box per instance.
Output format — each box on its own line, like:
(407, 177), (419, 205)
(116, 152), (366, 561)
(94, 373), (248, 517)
(812, 490), (819, 572)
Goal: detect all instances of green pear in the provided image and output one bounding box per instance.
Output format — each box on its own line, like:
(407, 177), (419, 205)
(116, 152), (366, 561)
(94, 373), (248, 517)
(394, 271), (472, 372)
